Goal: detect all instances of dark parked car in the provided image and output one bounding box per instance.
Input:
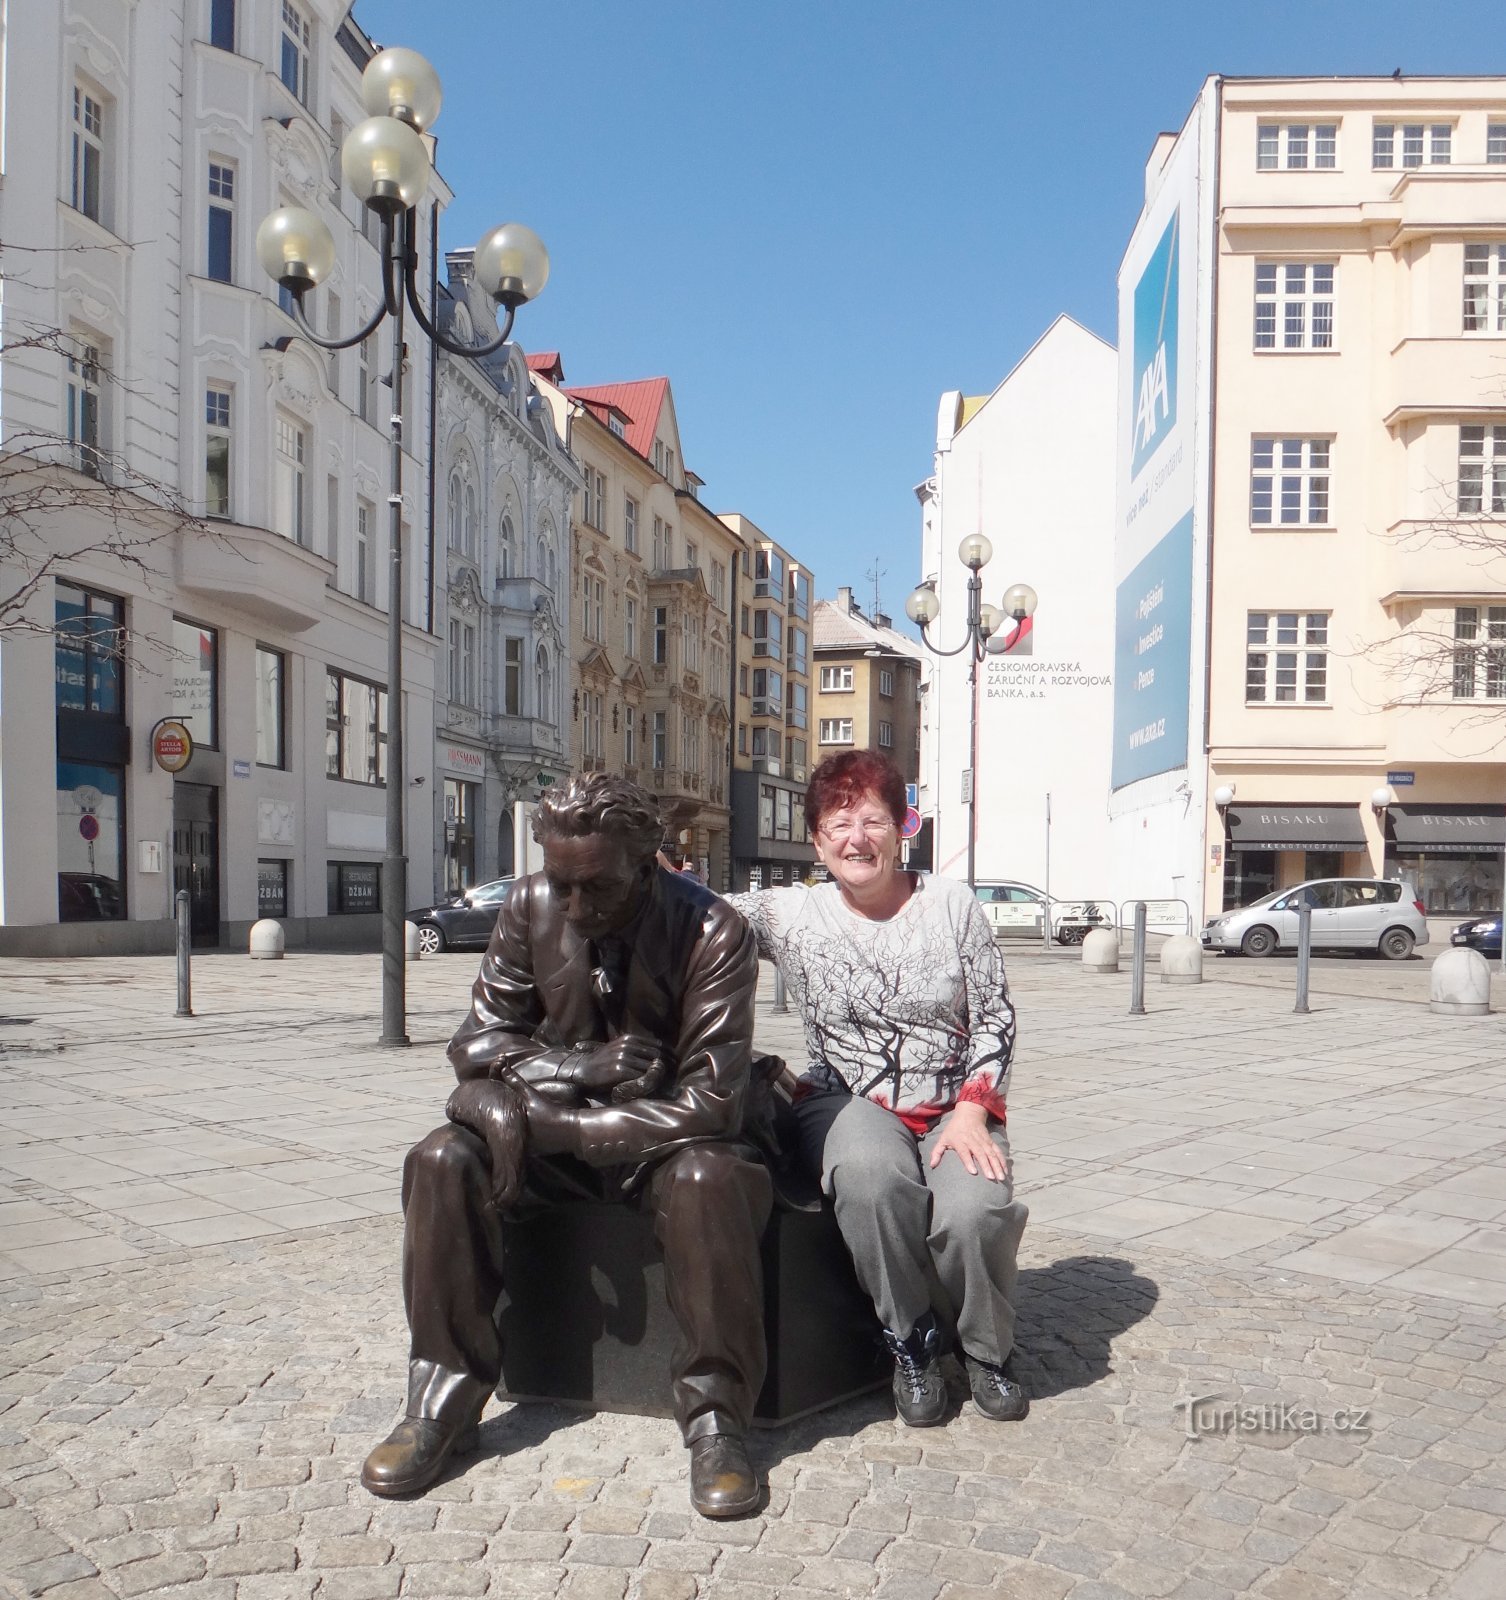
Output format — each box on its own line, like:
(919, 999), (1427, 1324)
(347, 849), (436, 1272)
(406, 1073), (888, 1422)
(1451, 913), (1503, 960)
(405, 877), (515, 954)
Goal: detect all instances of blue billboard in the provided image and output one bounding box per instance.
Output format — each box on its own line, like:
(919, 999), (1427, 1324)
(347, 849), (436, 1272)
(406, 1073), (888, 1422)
(1130, 210), (1179, 479)
(1111, 511), (1194, 789)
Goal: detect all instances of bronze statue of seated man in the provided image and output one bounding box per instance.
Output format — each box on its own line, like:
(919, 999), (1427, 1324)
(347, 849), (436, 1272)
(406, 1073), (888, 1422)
(361, 773), (769, 1518)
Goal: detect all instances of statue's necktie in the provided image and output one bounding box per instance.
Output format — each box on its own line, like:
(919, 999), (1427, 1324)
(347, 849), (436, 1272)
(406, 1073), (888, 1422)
(590, 935), (631, 1032)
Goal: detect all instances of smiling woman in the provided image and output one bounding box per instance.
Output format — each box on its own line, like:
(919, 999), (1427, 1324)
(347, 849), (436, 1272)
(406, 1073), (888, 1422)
(724, 748), (1029, 1429)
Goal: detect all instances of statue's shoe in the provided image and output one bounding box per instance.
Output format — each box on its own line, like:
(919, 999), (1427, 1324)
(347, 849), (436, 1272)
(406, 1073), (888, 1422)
(689, 1433), (761, 1518)
(360, 1415), (481, 1497)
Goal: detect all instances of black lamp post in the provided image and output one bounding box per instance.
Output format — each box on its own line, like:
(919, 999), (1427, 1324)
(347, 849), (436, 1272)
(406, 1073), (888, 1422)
(906, 538), (1036, 890)
(256, 46), (549, 1047)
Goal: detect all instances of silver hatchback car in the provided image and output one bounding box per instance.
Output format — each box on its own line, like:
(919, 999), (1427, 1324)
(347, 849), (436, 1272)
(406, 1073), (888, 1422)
(1201, 878), (1429, 961)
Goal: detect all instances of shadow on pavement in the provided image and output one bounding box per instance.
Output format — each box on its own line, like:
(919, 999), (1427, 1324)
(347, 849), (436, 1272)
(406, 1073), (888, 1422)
(1013, 1254), (1159, 1400)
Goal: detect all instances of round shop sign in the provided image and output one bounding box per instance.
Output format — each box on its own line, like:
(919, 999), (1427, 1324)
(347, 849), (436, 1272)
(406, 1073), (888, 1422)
(153, 720), (194, 773)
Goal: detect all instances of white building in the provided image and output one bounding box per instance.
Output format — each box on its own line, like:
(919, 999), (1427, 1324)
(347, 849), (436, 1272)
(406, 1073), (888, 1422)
(433, 290), (578, 894)
(0, 0), (443, 953)
(916, 316), (1117, 902)
(1112, 77), (1506, 937)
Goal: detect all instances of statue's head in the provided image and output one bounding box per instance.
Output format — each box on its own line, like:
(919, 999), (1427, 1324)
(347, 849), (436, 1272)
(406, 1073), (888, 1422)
(532, 773), (664, 938)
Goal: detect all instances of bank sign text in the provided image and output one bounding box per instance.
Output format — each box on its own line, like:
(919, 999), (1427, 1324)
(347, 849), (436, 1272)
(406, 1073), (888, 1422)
(1131, 210), (1180, 478)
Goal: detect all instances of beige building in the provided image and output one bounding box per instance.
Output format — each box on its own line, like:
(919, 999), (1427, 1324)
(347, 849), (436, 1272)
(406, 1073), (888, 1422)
(720, 515), (817, 890)
(812, 587), (924, 789)
(543, 367), (741, 886)
(1112, 76), (1506, 932)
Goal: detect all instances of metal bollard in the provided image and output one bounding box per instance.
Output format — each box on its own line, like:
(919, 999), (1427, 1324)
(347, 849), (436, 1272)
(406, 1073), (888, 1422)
(773, 967), (788, 1014)
(1294, 899), (1312, 1015)
(1129, 901), (1147, 1016)
(174, 888), (193, 1018)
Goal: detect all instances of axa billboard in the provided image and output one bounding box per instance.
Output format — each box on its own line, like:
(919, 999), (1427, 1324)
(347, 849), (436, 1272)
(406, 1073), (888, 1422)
(1111, 96), (1209, 791)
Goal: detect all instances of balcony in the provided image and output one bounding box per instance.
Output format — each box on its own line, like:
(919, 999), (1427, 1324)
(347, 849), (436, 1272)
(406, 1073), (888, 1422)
(751, 698), (781, 719)
(752, 641), (783, 660)
(176, 521), (330, 631)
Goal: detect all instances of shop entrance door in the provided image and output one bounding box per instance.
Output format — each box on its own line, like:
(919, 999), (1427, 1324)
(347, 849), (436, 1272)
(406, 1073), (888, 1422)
(172, 782), (220, 947)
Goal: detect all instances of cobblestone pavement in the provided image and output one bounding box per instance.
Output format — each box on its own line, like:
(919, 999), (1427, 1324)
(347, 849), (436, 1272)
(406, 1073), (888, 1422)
(3, 951), (1506, 1598)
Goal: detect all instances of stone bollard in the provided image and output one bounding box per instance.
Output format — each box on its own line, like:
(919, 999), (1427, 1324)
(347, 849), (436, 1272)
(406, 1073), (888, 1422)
(404, 920), (423, 961)
(1429, 947), (1491, 1016)
(248, 918), (285, 960)
(1081, 927), (1119, 973)
(1159, 934), (1204, 984)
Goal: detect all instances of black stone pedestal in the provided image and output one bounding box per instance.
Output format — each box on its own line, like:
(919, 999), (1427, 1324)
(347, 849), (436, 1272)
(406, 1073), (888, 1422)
(495, 1200), (887, 1426)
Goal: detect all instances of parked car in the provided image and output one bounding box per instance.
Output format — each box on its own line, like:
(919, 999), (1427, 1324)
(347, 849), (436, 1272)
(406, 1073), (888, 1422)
(973, 881), (1111, 944)
(405, 877), (515, 954)
(1451, 913), (1503, 959)
(1201, 878), (1428, 961)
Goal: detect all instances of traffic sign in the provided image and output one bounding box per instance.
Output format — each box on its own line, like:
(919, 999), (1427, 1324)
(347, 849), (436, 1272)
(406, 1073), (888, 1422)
(78, 814), (100, 842)
(905, 783), (918, 809)
(900, 806), (922, 840)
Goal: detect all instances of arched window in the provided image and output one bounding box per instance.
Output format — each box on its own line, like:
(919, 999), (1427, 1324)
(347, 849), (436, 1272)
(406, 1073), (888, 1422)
(535, 535), (548, 588)
(499, 513), (515, 580)
(464, 483), (477, 559)
(535, 643), (553, 721)
(447, 471), (462, 549)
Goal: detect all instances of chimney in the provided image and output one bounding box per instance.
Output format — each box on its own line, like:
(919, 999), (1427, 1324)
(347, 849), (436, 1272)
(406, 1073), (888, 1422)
(836, 586), (855, 614)
(874, 610), (891, 629)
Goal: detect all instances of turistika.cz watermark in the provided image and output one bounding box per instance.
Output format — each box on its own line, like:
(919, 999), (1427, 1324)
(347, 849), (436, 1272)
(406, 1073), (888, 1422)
(1177, 1392), (1372, 1441)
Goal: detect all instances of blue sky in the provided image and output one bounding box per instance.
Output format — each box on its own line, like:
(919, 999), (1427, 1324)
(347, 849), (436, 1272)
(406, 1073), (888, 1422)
(354, 0), (1488, 623)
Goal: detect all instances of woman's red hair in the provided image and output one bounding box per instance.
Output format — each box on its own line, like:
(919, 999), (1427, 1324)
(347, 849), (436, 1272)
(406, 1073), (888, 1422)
(804, 749), (906, 835)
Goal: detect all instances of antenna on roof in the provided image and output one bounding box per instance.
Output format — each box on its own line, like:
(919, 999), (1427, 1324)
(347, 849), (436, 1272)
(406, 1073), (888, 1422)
(866, 562), (885, 620)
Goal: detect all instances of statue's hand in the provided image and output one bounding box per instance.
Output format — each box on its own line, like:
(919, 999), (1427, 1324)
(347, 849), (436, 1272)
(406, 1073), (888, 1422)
(560, 1036), (666, 1098)
(609, 1051), (673, 1102)
(445, 1077), (527, 1209)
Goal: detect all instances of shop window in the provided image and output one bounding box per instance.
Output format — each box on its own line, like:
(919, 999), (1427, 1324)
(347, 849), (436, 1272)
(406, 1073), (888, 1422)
(57, 760), (126, 922)
(171, 617), (219, 748)
(257, 858), (289, 918)
(443, 778), (477, 895)
(327, 860), (380, 914)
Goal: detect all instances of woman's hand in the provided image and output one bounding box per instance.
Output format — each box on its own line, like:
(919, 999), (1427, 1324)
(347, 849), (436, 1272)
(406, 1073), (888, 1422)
(929, 1100), (1010, 1183)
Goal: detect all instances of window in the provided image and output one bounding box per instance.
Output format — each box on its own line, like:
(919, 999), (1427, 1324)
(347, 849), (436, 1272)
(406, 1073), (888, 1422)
(608, 415), (625, 440)
(624, 495), (639, 554)
(1490, 123), (1506, 164)
(652, 605), (669, 665)
(711, 559), (727, 607)
(327, 860), (381, 915)
(682, 610), (702, 672)
(686, 540), (699, 571)
(1459, 425), (1506, 515)
(879, 668), (894, 697)
(1251, 437), (1331, 525)
(1452, 606), (1506, 700)
(740, 605), (750, 636)
(1256, 122), (1337, 171)
(55, 583), (124, 717)
(209, 0), (236, 52)
(66, 339), (103, 479)
(821, 664), (855, 692)
(71, 83), (105, 221)
(580, 468), (604, 530)
(257, 859), (289, 920)
(1245, 612), (1329, 704)
(171, 618), (219, 747)
(448, 618), (476, 705)
(499, 513), (516, 580)
(651, 710), (667, 769)
(819, 717), (855, 744)
(751, 726), (773, 761)
(753, 609), (783, 659)
(357, 336), (375, 424)
(355, 499), (373, 604)
(789, 626), (808, 676)
(535, 644), (554, 722)
(755, 549), (785, 599)
(273, 412), (308, 544)
(207, 161), (234, 281)
(1254, 262), (1334, 350)
(447, 473), (463, 550)
(625, 597), (638, 659)
(681, 713), (700, 775)
(255, 646), (286, 767)
(878, 720), (894, 748)
(1463, 244), (1506, 336)
(652, 516), (672, 569)
(752, 667), (783, 704)
(711, 644), (726, 694)
(787, 680), (807, 729)
(581, 571), (604, 641)
(790, 569), (810, 621)
(739, 663), (749, 696)
(624, 707), (637, 766)
(787, 735), (808, 771)
(1373, 122), (1451, 169)
(504, 637), (523, 715)
(738, 723), (748, 756)
(280, 0), (310, 104)
(326, 669), (388, 784)
(205, 386), (231, 517)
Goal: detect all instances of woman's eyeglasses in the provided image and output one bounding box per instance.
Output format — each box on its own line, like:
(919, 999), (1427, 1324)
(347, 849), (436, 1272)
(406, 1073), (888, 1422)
(819, 817), (897, 842)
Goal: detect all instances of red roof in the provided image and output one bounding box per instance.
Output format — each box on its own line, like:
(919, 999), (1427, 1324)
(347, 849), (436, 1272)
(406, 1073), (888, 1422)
(526, 351), (564, 383)
(564, 377), (670, 463)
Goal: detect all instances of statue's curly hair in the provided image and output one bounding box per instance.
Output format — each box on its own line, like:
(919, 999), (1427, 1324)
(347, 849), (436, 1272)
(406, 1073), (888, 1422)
(532, 772), (664, 865)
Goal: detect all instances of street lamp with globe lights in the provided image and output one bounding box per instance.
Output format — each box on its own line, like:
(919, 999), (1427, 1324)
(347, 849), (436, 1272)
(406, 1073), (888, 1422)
(905, 538), (1037, 890)
(256, 46), (549, 1048)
